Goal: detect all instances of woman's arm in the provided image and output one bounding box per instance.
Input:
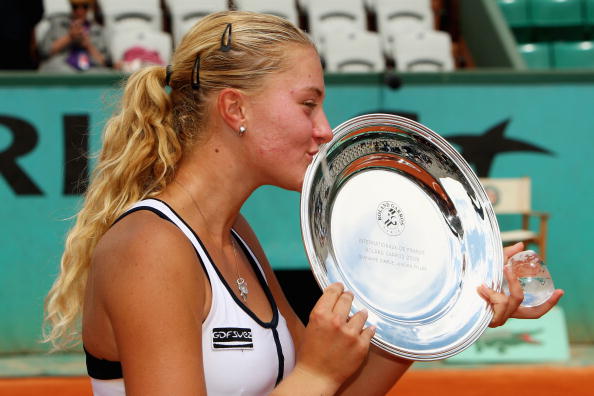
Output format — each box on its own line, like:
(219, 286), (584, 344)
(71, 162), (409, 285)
(89, 213), (209, 395)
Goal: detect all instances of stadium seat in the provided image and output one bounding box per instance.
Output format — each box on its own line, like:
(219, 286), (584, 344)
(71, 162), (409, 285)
(165, 0), (228, 45)
(552, 40), (594, 68)
(529, 0), (582, 27)
(497, 0), (530, 28)
(518, 42), (551, 68)
(36, 0), (72, 44)
(233, 0), (298, 25)
(324, 30), (384, 73)
(375, 0), (434, 57)
(42, 0), (71, 16)
(392, 30), (454, 72)
(99, 0), (162, 41)
(109, 29), (172, 72)
(307, 0), (367, 45)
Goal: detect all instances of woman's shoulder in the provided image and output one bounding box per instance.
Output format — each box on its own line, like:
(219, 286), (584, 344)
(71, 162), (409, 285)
(92, 208), (198, 277)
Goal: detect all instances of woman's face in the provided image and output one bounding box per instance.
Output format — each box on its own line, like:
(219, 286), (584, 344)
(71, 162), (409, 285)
(71, 1), (90, 21)
(243, 45), (333, 192)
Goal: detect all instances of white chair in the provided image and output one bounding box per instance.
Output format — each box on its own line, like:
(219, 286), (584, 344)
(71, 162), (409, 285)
(99, 0), (162, 41)
(43, 0), (71, 16)
(36, 0), (72, 43)
(110, 29), (172, 72)
(376, 0), (434, 57)
(392, 30), (454, 72)
(324, 30), (384, 73)
(480, 177), (549, 261)
(165, 0), (228, 45)
(234, 0), (298, 25)
(307, 0), (367, 45)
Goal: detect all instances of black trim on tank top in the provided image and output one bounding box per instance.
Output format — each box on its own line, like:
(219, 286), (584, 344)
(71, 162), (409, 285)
(271, 327), (285, 386)
(84, 347), (122, 380)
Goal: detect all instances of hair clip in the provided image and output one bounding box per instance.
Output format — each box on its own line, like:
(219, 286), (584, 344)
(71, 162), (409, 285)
(220, 23), (232, 52)
(165, 64), (172, 86)
(191, 54), (200, 90)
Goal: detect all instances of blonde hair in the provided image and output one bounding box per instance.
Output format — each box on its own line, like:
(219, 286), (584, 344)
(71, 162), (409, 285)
(44, 11), (314, 350)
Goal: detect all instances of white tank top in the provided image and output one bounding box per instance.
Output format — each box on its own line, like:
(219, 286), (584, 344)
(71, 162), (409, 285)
(89, 199), (296, 395)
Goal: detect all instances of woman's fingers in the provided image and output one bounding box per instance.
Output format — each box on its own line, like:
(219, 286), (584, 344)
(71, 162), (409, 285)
(333, 291), (355, 319)
(477, 285), (509, 327)
(346, 308), (368, 330)
(503, 242), (524, 261)
(312, 283), (344, 313)
(513, 289), (565, 319)
(477, 269), (524, 328)
(503, 266), (524, 317)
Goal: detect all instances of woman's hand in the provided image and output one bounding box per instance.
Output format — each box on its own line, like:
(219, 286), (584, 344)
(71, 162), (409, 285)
(292, 283), (376, 392)
(477, 242), (564, 327)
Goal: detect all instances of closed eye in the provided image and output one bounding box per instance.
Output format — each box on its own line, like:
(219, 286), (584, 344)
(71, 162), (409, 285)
(303, 100), (317, 108)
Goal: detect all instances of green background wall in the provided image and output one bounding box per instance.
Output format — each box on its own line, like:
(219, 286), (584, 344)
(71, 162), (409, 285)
(1, 71), (593, 353)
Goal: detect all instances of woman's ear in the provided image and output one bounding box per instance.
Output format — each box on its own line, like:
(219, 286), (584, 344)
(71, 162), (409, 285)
(216, 88), (246, 132)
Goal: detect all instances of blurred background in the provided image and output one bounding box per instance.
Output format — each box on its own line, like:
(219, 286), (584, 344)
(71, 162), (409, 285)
(1, 0), (593, 395)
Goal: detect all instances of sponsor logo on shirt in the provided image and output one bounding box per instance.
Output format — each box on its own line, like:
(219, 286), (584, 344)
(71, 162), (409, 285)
(212, 327), (254, 350)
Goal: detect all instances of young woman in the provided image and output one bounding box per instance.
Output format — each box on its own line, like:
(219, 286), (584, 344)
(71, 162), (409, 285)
(44, 11), (563, 396)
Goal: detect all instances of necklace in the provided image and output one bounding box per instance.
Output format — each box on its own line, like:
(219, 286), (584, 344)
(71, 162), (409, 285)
(173, 179), (248, 301)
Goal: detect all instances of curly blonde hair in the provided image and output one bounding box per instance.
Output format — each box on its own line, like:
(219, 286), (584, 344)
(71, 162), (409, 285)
(43, 11), (314, 350)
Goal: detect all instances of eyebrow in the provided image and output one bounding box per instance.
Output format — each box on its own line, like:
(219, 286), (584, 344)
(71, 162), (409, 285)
(302, 86), (325, 99)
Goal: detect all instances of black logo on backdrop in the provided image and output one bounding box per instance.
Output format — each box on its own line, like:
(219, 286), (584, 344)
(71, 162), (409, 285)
(447, 119), (554, 177)
(0, 114), (89, 195)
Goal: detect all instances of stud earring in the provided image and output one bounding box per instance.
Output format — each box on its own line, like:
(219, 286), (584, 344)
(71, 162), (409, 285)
(238, 125), (247, 136)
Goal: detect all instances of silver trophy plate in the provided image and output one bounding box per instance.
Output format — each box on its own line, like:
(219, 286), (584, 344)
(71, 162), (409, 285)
(300, 114), (503, 361)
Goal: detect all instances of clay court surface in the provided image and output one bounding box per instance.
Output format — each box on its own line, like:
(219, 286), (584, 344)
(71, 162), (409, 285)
(1, 353), (593, 396)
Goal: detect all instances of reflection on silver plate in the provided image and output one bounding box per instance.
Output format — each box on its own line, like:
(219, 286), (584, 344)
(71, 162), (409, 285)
(300, 114), (503, 361)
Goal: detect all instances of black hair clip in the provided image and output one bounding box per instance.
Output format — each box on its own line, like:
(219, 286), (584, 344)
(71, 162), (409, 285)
(220, 23), (232, 52)
(191, 54), (200, 90)
(165, 64), (172, 86)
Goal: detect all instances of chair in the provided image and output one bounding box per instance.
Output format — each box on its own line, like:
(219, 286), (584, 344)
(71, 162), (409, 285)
(109, 29), (172, 71)
(480, 177), (549, 261)
(99, 0), (162, 40)
(165, 0), (228, 45)
(497, 0), (530, 28)
(392, 30), (454, 72)
(375, 0), (434, 57)
(552, 41), (594, 68)
(324, 30), (384, 72)
(529, 0), (582, 27)
(518, 42), (551, 68)
(233, 0), (298, 25)
(307, 0), (367, 45)
(36, 0), (72, 44)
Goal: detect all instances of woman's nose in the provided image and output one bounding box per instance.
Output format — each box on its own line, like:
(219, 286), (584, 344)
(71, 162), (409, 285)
(314, 110), (333, 143)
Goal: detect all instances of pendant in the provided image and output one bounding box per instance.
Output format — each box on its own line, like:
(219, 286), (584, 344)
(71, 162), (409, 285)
(237, 277), (248, 302)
